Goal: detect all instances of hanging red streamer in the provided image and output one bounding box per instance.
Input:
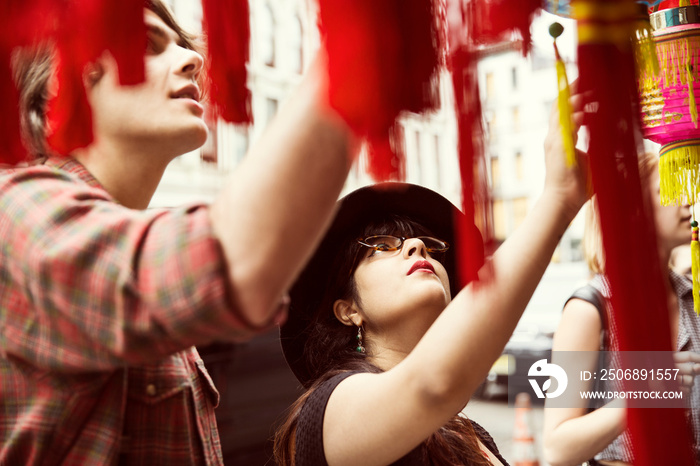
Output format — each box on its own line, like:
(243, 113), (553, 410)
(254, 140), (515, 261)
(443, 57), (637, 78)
(449, 46), (490, 285)
(0, 49), (25, 166)
(0, 0), (59, 165)
(470, 0), (542, 53)
(318, 0), (442, 181)
(575, 0), (694, 463)
(47, 0), (145, 156)
(446, 0), (543, 285)
(201, 0), (252, 124)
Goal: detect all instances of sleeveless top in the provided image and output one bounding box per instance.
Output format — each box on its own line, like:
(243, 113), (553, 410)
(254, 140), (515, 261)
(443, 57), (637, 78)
(567, 276), (633, 463)
(294, 371), (510, 465)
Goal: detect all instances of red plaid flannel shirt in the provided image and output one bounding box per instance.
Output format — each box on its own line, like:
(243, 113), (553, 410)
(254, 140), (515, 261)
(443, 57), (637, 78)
(0, 157), (265, 465)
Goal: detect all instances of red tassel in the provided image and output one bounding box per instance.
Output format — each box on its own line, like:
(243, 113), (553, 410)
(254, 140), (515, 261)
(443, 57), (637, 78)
(318, 0), (441, 181)
(47, 0), (145, 155)
(575, 0), (694, 464)
(470, 0), (542, 53)
(365, 124), (406, 182)
(449, 46), (489, 286)
(102, 0), (146, 86)
(46, 1), (97, 156)
(0, 50), (26, 165)
(201, 0), (252, 124)
(46, 50), (94, 157)
(0, 0), (60, 164)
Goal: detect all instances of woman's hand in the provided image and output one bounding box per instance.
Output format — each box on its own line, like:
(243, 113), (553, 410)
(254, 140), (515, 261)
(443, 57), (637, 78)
(542, 86), (590, 222)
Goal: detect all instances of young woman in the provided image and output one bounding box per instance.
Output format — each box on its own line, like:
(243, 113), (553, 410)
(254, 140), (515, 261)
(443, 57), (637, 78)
(542, 152), (700, 466)
(274, 102), (587, 465)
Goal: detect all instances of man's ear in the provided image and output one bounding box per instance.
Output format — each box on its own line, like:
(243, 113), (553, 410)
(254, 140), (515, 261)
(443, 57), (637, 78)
(333, 299), (362, 327)
(83, 62), (105, 89)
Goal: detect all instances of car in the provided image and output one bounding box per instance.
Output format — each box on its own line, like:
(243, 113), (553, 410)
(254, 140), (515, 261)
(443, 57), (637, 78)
(474, 261), (589, 403)
(479, 323), (553, 404)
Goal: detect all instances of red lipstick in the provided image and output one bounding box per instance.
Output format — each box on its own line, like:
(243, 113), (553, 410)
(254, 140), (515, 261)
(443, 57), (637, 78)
(408, 260), (435, 275)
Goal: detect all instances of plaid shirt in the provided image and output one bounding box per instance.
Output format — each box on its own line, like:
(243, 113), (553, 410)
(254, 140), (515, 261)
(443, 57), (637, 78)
(591, 272), (700, 464)
(0, 157), (265, 465)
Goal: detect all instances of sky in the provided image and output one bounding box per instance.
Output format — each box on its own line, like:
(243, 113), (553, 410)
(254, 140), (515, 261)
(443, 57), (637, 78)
(530, 9), (578, 61)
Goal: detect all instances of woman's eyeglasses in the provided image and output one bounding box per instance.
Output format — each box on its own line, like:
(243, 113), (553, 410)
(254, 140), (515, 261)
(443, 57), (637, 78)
(356, 235), (449, 253)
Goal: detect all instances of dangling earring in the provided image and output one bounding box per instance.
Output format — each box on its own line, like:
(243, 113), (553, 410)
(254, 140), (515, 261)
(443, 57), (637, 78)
(355, 326), (366, 353)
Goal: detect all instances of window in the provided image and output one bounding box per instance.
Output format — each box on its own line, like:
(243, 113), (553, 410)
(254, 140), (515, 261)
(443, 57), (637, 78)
(515, 151), (524, 180)
(290, 16), (304, 73)
(433, 135), (441, 187)
(492, 199), (506, 240)
(512, 107), (520, 132)
(266, 98), (279, 125)
(511, 67), (518, 90)
(485, 72), (495, 99)
(490, 156), (500, 189)
(485, 111), (496, 136)
(414, 131), (423, 183)
(260, 5), (275, 67)
(513, 197), (529, 229)
(234, 125), (249, 164)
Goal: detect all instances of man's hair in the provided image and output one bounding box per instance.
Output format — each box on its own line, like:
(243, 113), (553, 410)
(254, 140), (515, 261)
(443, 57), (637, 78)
(12, 0), (200, 159)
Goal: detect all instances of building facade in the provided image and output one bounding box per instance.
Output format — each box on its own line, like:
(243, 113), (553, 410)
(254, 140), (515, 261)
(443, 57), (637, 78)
(153, 0), (584, 261)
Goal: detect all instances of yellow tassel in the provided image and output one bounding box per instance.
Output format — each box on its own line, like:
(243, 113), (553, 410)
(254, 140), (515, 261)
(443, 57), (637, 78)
(550, 22), (576, 167)
(633, 17), (659, 87)
(654, 36), (700, 88)
(684, 39), (699, 128)
(658, 140), (700, 206)
(680, 0), (691, 6)
(691, 223), (700, 315)
(555, 59), (576, 166)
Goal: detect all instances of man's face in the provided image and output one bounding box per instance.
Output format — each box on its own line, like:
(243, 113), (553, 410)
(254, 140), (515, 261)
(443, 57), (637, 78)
(87, 9), (208, 159)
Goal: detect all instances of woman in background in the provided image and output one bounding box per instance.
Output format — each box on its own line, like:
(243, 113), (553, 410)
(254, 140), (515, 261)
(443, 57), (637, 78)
(543, 152), (700, 466)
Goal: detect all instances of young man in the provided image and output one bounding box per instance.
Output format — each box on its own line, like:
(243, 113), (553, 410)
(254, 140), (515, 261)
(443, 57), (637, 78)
(0, 2), (354, 464)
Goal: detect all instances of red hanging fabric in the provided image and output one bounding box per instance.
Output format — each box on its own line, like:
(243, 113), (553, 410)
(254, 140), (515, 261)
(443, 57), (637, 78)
(0, 48), (25, 166)
(0, 0), (59, 164)
(575, 0), (694, 463)
(47, 0), (145, 156)
(102, 0), (146, 86)
(46, 49), (95, 158)
(470, 0), (542, 53)
(447, 0), (542, 285)
(449, 45), (489, 285)
(201, 0), (252, 124)
(318, 0), (442, 181)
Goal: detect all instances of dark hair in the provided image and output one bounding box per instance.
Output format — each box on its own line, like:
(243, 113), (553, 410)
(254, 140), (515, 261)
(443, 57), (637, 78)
(274, 215), (491, 465)
(11, 0), (201, 159)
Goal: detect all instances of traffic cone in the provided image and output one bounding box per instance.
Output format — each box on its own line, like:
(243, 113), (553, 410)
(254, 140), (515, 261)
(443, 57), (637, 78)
(512, 392), (540, 466)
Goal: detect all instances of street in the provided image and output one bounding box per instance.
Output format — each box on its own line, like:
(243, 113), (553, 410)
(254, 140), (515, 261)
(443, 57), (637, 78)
(464, 394), (547, 465)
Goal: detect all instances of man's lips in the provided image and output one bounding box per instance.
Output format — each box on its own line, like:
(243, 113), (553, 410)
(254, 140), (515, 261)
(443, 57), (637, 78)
(171, 83), (201, 102)
(408, 260), (435, 275)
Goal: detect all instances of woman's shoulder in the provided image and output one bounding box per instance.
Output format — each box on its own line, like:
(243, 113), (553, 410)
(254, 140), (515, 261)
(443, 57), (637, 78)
(302, 371), (360, 414)
(295, 371), (365, 466)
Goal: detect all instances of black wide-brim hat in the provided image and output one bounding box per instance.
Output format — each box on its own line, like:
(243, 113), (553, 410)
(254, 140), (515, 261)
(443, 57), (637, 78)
(280, 182), (484, 387)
